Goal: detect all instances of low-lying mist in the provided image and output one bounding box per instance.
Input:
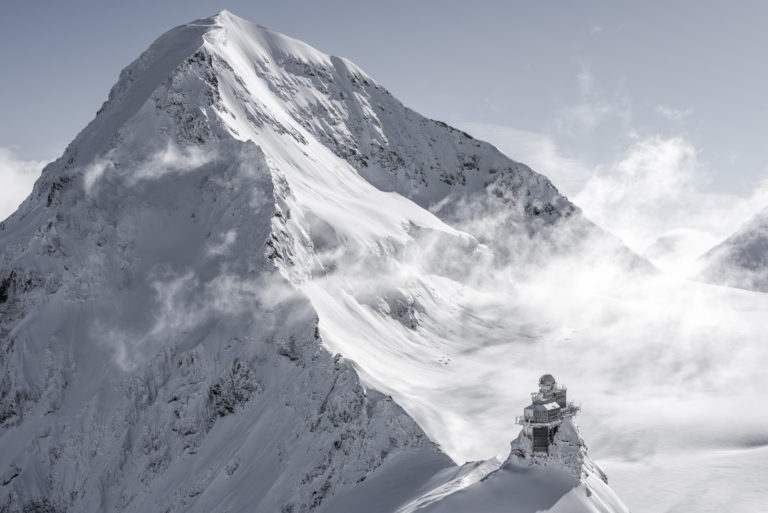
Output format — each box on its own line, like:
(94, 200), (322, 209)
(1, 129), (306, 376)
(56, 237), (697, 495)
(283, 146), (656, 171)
(299, 198), (768, 513)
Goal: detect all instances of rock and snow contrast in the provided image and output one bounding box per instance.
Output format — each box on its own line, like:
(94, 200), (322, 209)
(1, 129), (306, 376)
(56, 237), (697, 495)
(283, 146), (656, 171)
(698, 207), (768, 292)
(4, 10), (768, 513)
(0, 11), (631, 513)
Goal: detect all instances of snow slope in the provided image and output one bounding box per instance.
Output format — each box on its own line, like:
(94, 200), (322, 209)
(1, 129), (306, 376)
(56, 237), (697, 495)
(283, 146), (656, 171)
(698, 206), (768, 292)
(0, 11), (631, 513)
(401, 419), (627, 513)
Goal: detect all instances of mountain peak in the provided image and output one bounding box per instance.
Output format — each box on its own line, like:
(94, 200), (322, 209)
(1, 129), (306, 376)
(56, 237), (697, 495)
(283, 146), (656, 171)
(209, 9), (340, 65)
(213, 8), (234, 18)
(1, 12), (632, 511)
(40, 9), (365, 176)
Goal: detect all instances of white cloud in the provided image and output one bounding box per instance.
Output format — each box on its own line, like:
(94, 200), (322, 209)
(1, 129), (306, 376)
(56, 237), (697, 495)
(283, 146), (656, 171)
(84, 144), (217, 194)
(574, 135), (768, 267)
(555, 99), (632, 135)
(133, 144), (214, 182)
(457, 123), (593, 195)
(656, 105), (694, 122)
(83, 159), (113, 193)
(455, 126), (768, 272)
(0, 147), (49, 221)
(207, 229), (238, 256)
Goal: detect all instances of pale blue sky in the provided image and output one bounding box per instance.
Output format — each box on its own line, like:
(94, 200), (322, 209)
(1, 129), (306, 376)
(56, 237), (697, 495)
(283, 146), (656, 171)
(2, 1), (768, 252)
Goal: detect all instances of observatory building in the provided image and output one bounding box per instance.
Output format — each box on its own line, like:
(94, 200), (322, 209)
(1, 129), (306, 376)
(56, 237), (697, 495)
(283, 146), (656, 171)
(515, 374), (580, 454)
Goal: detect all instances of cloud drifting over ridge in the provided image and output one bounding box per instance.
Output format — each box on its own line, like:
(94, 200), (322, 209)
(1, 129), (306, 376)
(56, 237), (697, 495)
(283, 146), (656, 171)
(457, 123), (594, 194)
(459, 123), (768, 271)
(0, 147), (49, 221)
(575, 136), (768, 259)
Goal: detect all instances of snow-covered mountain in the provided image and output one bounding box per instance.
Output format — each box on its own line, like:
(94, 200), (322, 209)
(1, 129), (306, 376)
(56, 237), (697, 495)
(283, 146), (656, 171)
(0, 11), (632, 512)
(698, 207), (768, 292)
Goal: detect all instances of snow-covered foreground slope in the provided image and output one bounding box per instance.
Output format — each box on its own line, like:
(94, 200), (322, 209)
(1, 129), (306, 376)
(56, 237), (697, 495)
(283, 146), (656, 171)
(698, 207), (768, 292)
(392, 421), (627, 513)
(0, 11), (631, 513)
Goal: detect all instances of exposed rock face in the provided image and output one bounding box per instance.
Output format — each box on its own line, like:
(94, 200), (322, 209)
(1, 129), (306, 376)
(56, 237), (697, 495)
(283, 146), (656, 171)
(506, 419), (608, 483)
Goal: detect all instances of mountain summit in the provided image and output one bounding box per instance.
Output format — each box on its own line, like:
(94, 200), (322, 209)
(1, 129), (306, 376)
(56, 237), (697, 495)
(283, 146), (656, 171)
(0, 12), (628, 513)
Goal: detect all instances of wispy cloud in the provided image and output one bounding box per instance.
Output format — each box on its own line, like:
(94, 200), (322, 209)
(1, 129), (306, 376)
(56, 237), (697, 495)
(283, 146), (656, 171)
(0, 147), (50, 221)
(577, 63), (595, 96)
(656, 104), (694, 122)
(457, 123), (593, 195)
(85, 144), (217, 195)
(554, 98), (632, 136)
(458, 125), (768, 271)
(574, 135), (768, 266)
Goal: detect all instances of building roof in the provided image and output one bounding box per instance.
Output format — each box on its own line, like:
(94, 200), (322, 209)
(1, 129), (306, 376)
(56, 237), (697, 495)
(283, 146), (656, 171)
(526, 401), (560, 411)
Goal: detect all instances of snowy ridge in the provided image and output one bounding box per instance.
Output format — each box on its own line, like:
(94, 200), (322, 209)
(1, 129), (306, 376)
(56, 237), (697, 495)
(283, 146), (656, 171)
(0, 11), (630, 513)
(505, 419), (612, 489)
(391, 418), (628, 513)
(401, 420), (627, 513)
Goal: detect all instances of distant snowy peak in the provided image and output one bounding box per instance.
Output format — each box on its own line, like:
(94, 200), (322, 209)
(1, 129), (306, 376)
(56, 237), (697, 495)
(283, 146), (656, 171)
(699, 207), (768, 292)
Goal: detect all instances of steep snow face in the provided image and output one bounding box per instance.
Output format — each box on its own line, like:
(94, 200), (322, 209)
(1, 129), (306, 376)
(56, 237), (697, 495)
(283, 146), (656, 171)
(169, 11), (643, 461)
(0, 25), (452, 513)
(0, 11), (635, 513)
(698, 207), (768, 292)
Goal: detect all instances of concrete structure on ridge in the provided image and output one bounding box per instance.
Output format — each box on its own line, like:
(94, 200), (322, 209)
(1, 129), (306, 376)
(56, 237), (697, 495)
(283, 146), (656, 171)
(515, 374), (580, 454)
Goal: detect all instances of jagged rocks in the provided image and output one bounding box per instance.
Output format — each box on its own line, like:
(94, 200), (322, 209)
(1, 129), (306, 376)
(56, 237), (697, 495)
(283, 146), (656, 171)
(504, 418), (608, 485)
(207, 359), (262, 418)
